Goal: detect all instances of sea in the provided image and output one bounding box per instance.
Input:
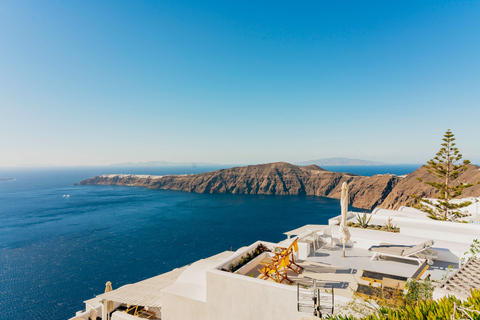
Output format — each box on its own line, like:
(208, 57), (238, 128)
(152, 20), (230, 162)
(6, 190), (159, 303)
(0, 164), (420, 320)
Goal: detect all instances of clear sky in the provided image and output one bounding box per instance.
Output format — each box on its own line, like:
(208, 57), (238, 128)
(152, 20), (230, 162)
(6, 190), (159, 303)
(1, 1), (479, 167)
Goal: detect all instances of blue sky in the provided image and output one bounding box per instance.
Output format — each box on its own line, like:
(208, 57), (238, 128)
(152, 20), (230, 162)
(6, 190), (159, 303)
(1, 1), (479, 166)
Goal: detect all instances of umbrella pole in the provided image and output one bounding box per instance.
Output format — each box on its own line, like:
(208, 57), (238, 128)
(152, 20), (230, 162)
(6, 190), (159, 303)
(343, 244), (346, 258)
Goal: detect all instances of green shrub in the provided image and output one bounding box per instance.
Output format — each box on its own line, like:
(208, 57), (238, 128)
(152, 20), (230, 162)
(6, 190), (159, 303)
(356, 212), (372, 228)
(462, 238), (480, 264)
(328, 289), (480, 320)
(404, 278), (435, 305)
(225, 243), (271, 273)
(348, 222), (399, 233)
(384, 217), (400, 233)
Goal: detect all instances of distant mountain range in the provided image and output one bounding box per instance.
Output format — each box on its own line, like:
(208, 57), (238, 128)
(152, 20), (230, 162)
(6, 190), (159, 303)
(110, 161), (219, 167)
(296, 157), (389, 166)
(111, 158), (389, 167)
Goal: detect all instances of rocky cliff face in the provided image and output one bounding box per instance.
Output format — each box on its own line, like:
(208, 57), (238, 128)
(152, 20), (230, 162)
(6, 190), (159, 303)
(380, 164), (480, 209)
(79, 162), (403, 210)
(78, 162), (480, 210)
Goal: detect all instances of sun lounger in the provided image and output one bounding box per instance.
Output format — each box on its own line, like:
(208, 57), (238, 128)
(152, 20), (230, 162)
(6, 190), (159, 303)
(360, 260), (430, 285)
(356, 260), (431, 302)
(369, 240), (437, 265)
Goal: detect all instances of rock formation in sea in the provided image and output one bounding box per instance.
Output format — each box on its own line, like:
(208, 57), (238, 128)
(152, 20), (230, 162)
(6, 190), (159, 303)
(78, 162), (480, 210)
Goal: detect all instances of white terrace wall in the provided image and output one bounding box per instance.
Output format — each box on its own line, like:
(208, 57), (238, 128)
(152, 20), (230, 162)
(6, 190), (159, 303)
(205, 269), (304, 320)
(333, 209), (480, 246)
(324, 224), (469, 263)
(161, 240), (311, 320)
(161, 290), (207, 320)
(355, 213), (480, 244)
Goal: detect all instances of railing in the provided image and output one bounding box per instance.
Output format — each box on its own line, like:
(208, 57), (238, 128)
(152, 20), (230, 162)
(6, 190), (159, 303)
(297, 279), (334, 318)
(317, 284), (334, 317)
(297, 279), (316, 314)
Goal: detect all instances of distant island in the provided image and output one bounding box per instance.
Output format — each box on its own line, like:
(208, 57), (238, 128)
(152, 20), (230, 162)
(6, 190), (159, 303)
(0, 178), (14, 181)
(109, 161), (220, 167)
(296, 157), (389, 166)
(78, 162), (480, 210)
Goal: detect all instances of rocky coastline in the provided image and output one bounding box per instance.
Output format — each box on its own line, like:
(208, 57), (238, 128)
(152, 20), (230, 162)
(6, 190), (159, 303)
(77, 162), (480, 210)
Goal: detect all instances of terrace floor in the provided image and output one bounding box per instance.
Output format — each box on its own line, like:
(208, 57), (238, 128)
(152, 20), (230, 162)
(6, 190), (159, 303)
(243, 244), (458, 298)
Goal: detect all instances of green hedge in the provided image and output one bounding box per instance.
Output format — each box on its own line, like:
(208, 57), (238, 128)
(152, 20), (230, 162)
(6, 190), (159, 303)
(330, 289), (480, 320)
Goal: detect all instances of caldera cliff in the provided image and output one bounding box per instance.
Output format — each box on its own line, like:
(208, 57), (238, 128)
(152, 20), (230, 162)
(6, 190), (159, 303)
(78, 162), (480, 210)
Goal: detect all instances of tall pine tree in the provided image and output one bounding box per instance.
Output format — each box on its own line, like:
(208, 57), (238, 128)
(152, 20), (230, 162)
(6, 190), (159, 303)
(411, 130), (474, 221)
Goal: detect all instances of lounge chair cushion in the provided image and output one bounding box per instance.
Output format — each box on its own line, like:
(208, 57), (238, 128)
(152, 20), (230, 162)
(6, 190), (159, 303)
(402, 243), (427, 256)
(370, 245), (405, 256)
(402, 240), (434, 256)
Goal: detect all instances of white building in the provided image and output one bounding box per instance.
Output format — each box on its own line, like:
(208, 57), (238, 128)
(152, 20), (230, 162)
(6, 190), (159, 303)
(71, 206), (480, 320)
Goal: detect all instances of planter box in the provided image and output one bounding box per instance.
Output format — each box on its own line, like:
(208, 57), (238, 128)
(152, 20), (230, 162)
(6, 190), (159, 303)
(235, 252), (272, 275)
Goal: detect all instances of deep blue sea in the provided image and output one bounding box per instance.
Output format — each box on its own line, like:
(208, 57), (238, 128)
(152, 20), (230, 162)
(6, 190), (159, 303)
(0, 164), (419, 320)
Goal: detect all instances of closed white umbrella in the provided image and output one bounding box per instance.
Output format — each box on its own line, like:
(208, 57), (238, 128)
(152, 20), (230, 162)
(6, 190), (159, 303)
(339, 182), (351, 258)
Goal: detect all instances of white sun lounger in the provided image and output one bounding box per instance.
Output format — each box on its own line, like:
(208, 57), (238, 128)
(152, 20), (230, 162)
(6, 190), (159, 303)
(369, 240), (437, 265)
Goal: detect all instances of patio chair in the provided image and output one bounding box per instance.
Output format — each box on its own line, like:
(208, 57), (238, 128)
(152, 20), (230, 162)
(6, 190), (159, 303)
(319, 228), (334, 247)
(125, 305), (155, 319)
(258, 253), (292, 284)
(271, 237), (303, 273)
(369, 240), (437, 265)
(303, 230), (320, 252)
